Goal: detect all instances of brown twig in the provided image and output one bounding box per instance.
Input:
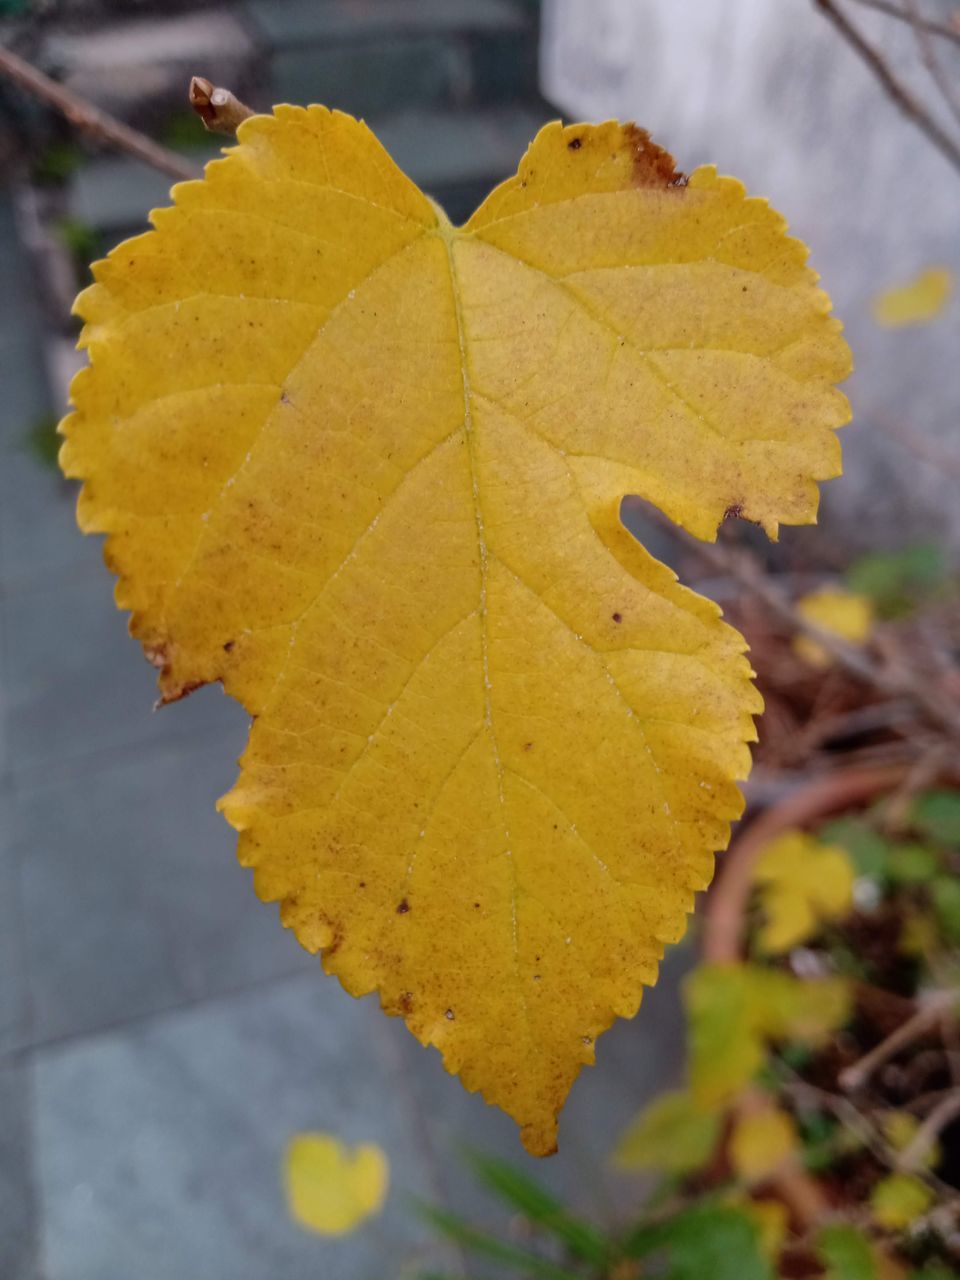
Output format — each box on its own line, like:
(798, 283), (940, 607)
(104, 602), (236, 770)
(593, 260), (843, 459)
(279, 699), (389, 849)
(0, 43), (199, 181)
(848, 0), (960, 44)
(644, 509), (960, 742)
(813, 0), (960, 174)
(904, 0), (960, 128)
(898, 1087), (960, 1170)
(839, 991), (957, 1091)
(869, 411), (960, 483)
(188, 76), (255, 136)
(798, 699), (916, 751)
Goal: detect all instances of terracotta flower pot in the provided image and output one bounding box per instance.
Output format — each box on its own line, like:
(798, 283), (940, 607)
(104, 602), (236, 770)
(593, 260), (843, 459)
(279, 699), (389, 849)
(705, 763), (927, 964)
(700, 762), (960, 1233)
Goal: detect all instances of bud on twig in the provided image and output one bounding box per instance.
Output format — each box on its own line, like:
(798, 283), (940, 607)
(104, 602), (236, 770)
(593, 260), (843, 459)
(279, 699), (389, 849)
(189, 76), (255, 136)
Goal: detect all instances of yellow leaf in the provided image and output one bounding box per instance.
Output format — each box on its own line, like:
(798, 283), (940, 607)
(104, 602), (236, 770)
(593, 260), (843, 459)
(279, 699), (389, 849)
(899, 911), (938, 958)
(284, 1133), (388, 1236)
(740, 1198), (789, 1260)
(730, 1105), (798, 1182)
(879, 1111), (940, 1171)
(687, 964), (851, 1107)
(59, 109), (850, 1155)
(870, 1173), (934, 1229)
(872, 266), (953, 328)
(794, 588), (874, 668)
(613, 1089), (721, 1174)
(752, 829), (855, 953)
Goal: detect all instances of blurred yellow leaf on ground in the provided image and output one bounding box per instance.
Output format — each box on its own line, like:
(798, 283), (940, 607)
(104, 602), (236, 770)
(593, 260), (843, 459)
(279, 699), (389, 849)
(795, 587), (874, 667)
(284, 1133), (389, 1236)
(872, 266), (953, 328)
(870, 1172), (934, 1229)
(729, 1104), (798, 1182)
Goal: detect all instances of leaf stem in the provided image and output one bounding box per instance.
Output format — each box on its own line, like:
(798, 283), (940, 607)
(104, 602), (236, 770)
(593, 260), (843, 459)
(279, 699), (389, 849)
(188, 76), (255, 136)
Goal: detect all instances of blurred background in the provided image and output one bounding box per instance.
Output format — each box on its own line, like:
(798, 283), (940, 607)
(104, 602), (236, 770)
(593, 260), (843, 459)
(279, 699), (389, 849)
(0, 1), (957, 1277)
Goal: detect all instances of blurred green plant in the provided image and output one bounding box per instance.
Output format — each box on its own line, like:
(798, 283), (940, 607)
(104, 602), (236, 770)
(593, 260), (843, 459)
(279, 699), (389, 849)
(157, 109), (209, 150)
(22, 413), (61, 472)
(846, 545), (951, 619)
(56, 216), (99, 276)
(418, 1152), (773, 1279)
(32, 139), (84, 184)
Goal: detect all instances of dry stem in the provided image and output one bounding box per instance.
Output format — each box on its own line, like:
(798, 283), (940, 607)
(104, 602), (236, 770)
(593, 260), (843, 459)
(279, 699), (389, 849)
(898, 1087), (960, 1170)
(813, 0), (960, 174)
(839, 991), (957, 1091)
(904, 0), (960, 128)
(0, 44), (199, 181)
(188, 76), (255, 136)
(638, 504), (960, 743)
(849, 0), (960, 44)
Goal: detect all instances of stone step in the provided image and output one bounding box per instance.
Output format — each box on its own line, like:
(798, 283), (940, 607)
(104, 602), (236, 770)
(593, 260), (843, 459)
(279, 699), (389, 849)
(67, 105), (547, 237)
(242, 0), (529, 45)
(248, 0), (539, 118)
(35, 1), (541, 133)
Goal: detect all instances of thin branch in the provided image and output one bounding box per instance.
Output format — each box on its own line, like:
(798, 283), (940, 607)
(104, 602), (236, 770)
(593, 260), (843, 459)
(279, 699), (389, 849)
(781, 1068), (960, 1204)
(813, 0), (960, 174)
(188, 76), (255, 136)
(904, 0), (960, 128)
(0, 43), (200, 181)
(848, 0), (960, 45)
(898, 1088), (960, 1171)
(636, 503), (960, 742)
(869, 410), (960, 483)
(838, 991), (957, 1090)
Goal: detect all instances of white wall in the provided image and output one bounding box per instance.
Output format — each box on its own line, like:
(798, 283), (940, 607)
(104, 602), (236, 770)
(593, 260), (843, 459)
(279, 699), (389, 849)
(541, 0), (960, 553)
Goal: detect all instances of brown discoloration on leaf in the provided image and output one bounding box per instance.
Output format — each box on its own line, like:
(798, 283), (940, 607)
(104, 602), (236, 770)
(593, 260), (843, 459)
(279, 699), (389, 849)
(723, 503), (745, 522)
(157, 678), (204, 706)
(622, 123), (686, 188)
(143, 641), (169, 671)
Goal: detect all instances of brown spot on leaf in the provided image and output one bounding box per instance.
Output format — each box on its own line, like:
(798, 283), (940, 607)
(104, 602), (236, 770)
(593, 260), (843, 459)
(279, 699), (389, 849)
(157, 678), (203, 706)
(396, 898), (410, 915)
(444, 1008), (455, 1021)
(522, 741), (534, 752)
(622, 123), (686, 189)
(222, 639), (235, 653)
(723, 502), (744, 522)
(567, 136), (582, 151)
(323, 926), (345, 957)
(612, 612), (622, 623)
(399, 991), (413, 1015)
